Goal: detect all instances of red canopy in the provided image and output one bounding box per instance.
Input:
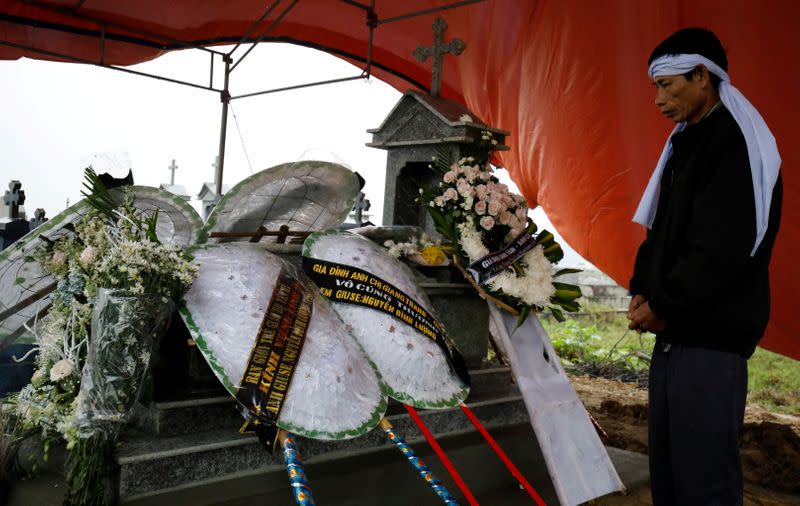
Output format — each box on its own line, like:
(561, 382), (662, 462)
(2, 0), (797, 359)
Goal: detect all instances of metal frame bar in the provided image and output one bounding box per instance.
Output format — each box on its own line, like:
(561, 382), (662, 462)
(226, 0), (283, 58)
(377, 0), (487, 25)
(4, 0), (481, 201)
(229, 0), (300, 73)
(0, 39), (222, 93)
(230, 74), (366, 101)
(338, 0), (371, 10)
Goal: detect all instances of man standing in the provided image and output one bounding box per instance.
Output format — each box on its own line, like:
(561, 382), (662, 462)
(627, 28), (782, 505)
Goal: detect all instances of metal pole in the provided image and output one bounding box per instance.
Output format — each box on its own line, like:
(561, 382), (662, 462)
(215, 55), (232, 199)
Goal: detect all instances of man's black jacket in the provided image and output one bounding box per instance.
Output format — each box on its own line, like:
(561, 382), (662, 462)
(630, 105), (782, 357)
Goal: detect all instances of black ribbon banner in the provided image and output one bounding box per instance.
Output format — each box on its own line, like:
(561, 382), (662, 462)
(302, 256), (470, 387)
(236, 268), (313, 451)
(467, 231), (539, 285)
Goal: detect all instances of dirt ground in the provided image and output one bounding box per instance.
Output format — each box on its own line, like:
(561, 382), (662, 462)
(569, 375), (800, 506)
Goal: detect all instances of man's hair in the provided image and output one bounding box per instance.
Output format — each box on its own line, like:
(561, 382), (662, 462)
(649, 27), (728, 89)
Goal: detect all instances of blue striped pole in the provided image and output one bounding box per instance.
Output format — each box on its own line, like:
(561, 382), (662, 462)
(380, 418), (459, 505)
(280, 431), (317, 506)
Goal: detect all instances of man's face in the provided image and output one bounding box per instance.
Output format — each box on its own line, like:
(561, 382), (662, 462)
(652, 73), (707, 124)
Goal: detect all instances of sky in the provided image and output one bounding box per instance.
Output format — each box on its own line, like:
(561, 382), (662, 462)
(0, 42), (588, 267)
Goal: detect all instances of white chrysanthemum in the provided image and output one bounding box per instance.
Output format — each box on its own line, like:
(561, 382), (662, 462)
(487, 246), (555, 307)
(457, 218), (490, 260)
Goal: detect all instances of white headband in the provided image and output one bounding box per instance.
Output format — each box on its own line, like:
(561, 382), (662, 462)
(633, 54), (781, 256)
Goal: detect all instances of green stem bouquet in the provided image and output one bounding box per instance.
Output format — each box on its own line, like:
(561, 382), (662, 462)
(10, 168), (198, 505)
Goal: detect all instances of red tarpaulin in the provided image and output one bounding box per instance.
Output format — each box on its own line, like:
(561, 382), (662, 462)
(1, 0), (797, 359)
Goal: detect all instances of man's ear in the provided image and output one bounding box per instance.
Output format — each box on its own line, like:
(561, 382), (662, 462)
(697, 65), (711, 88)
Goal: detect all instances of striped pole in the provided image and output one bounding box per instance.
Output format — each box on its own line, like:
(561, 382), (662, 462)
(403, 404), (480, 505)
(380, 418), (459, 505)
(279, 431), (317, 506)
(459, 403), (547, 506)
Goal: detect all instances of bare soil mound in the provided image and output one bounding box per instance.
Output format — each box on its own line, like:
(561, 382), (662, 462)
(570, 374), (800, 504)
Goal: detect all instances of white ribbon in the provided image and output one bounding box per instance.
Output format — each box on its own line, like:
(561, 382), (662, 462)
(633, 54), (781, 256)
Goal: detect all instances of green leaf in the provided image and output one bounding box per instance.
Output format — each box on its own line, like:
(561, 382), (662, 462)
(552, 282), (583, 299)
(549, 306), (565, 322)
(434, 145), (452, 174)
(543, 243), (564, 262)
(536, 230), (555, 246)
(427, 207), (456, 241)
(515, 306), (531, 329)
(23, 255), (35, 263)
(146, 208), (161, 244)
(553, 268), (582, 278)
(14, 276), (26, 285)
(555, 299), (581, 313)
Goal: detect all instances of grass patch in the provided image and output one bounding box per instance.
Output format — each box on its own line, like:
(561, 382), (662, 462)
(748, 347), (800, 415)
(542, 301), (800, 415)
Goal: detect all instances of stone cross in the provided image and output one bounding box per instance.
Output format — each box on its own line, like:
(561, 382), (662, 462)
(353, 191), (371, 226)
(412, 17), (466, 97)
(30, 208), (47, 229)
(3, 180), (25, 219)
(168, 159), (178, 185)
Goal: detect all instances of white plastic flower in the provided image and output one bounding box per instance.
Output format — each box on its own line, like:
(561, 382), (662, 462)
(459, 114), (473, 122)
(79, 246), (96, 265)
(50, 359), (75, 382)
(52, 251), (67, 268)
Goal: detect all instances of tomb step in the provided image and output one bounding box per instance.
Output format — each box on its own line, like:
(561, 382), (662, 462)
(134, 365), (515, 437)
(116, 393), (531, 500)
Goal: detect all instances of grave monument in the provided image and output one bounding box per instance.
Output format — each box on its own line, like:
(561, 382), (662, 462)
(0, 180), (31, 251)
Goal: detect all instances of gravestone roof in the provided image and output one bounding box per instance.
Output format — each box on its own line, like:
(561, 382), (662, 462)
(159, 184), (191, 201)
(197, 182), (231, 201)
(367, 90), (509, 150)
(368, 90), (509, 136)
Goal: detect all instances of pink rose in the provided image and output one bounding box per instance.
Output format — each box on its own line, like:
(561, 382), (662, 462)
(515, 207), (528, 221)
(443, 188), (458, 201)
(434, 196), (445, 207)
(475, 184), (488, 200)
(499, 211), (514, 226)
(480, 216), (495, 230)
(474, 200), (487, 215)
(456, 178), (472, 196)
(443, 170), (457, 183)
(488, 199), (503, 216)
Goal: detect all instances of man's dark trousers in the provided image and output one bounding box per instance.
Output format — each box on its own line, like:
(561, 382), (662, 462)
(648, 342), (748, 505)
